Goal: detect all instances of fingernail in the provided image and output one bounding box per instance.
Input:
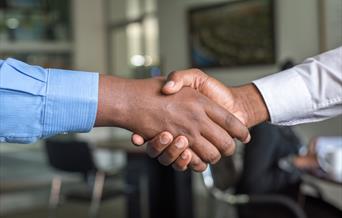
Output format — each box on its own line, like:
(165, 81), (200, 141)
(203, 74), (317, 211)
(181, 152), (188, 160)
(175, 138), (185, 149)
(165, 81), (175, 88)
(160, 134), (171, 145)
(244, 134), (251, 144)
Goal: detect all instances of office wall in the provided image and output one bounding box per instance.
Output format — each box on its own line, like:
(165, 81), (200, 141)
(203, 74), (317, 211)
(157, 0), (342, 143)
(73, 0), (107, 73)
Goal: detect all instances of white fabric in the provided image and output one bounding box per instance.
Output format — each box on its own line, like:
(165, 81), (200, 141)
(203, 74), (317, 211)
(315, 136), (342, 182)
(253, 46), (342, 125)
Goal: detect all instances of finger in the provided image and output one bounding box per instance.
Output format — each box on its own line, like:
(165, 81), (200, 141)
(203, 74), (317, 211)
(131, 134), (145, 146)
(158, 136), (189, 166)
(188, 150), (208, 172)
(190, 136), (221, 164)
(205, 102), (251, 144)
(146, 132), (173, 158)
(201, 119), (236, 156)
(172, 149), (192, 171)
(162, 69), (208, 94)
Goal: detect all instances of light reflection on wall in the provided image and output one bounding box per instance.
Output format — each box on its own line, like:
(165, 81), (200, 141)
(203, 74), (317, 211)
(126, 0), (159, 67)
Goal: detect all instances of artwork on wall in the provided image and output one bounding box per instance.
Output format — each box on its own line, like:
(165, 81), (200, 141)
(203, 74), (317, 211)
(188, 0), (275, 69)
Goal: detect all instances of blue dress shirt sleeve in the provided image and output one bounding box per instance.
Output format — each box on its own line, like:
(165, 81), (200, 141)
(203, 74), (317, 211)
(0, 58), (99, 144)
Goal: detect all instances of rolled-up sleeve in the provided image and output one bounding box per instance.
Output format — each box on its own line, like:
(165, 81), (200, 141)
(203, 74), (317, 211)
(253, 47), (342, 125)
(0, 58), (99, 143)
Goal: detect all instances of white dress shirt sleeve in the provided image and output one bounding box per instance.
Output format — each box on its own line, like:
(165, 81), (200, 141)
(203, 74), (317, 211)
(253, 46), (342, 125)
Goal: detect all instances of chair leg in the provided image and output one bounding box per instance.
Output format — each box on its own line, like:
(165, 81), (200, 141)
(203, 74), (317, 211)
(49, 176), (62, 218)
(89, 171), (105, 218)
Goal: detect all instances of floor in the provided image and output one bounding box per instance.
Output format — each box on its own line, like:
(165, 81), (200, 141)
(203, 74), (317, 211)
(1, 143), (340, 218)
(0, 144), (126, 218)
(1, 199), (126, 218)
(0, 143), (224, 218)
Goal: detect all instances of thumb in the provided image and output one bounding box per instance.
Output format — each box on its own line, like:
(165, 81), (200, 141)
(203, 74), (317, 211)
(131, 133), (145, 146)
(162, 69), (206, 95)
(162, 75), (184, 94)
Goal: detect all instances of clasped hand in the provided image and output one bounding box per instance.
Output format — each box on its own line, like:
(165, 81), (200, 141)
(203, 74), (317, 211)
(130, 69), (252, 172)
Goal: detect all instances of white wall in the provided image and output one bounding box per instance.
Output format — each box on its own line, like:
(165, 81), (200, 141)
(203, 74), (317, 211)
(157, 0), (342, 143)
(72, 0), (107, 73)
(324, 0), (342, 50)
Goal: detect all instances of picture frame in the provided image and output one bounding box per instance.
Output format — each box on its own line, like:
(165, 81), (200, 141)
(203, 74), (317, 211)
(187, 0), (276, 69)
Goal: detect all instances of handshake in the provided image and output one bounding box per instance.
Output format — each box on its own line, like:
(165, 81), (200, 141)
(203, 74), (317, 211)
(95, 69), (269, 172)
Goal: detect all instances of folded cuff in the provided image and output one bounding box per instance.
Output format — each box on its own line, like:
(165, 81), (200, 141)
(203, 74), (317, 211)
(43, 69), (99, 137)
(253, 69), (313, 125)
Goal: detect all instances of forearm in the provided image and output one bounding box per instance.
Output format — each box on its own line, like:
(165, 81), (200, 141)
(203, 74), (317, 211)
(94, 75), (167, 137)
(94, 75), (166, 135)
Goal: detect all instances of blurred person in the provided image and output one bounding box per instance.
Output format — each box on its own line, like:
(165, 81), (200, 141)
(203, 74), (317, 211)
(281, 136), (342, 183)
(132, 46), (342, 171)
(237, 135), (342, 218)
(0, 58), (250, 172)
(235, 123), (303, 218)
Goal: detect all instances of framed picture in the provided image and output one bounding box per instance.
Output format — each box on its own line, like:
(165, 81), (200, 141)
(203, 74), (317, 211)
(187, 0), (275, 69)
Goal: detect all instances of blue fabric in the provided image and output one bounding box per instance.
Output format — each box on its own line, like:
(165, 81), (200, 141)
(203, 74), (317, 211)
(0, 58), (99, 143)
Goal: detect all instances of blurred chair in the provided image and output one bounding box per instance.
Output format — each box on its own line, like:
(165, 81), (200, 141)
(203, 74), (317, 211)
(201, 123), (307, 218)
(201, 159), (307, 218)
(45, 140), (130, 218)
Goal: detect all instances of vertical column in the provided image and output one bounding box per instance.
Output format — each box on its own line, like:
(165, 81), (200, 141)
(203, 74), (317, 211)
(72, 0), (107, 73)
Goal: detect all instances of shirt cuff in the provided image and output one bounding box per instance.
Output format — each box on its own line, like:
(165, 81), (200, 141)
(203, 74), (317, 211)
(252, 69), (313, 125)
(43, 69), (99, 138)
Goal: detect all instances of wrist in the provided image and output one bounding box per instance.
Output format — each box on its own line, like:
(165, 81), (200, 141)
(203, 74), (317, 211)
(95, 74), (132, 128)
(231, 83), (269, 127)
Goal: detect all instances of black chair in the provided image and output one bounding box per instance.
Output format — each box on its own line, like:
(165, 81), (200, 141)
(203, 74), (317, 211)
(45, 140), (129, 218)
(201, 158), (307, 218)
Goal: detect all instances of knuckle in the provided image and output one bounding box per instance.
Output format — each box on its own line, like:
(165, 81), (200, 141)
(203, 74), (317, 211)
(189, 111), (202, 123)
(168, 70), (180, 80)
(203, 151), (221, 164)
(163, 148), (177, 160)
(159, 147), (179, 163)
(211, 153), (221, 164)
(172, 161), (187, 171)
(147, 141), (162, 153)
(191, 68), (204, 75)
(190, 156), (203, 168)
(222, 139), (236, 156)
(150, 136), (169, 152)
(234, 124), (249, 142)
(191, 162), (207, 172)
(224, 114), (234, 127)
(158, 155), (170, 166)
(146, 146), (159, 158)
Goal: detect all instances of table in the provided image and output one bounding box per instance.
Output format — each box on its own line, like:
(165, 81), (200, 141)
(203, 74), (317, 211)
(302, 168), (342, 185)
(97, 139), (194, 218)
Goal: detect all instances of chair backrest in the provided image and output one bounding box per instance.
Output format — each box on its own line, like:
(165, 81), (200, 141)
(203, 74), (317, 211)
(44, 140), (96, 174)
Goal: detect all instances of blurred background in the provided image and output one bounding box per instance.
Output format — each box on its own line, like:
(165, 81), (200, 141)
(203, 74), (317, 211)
(0, 0), (341, 218)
